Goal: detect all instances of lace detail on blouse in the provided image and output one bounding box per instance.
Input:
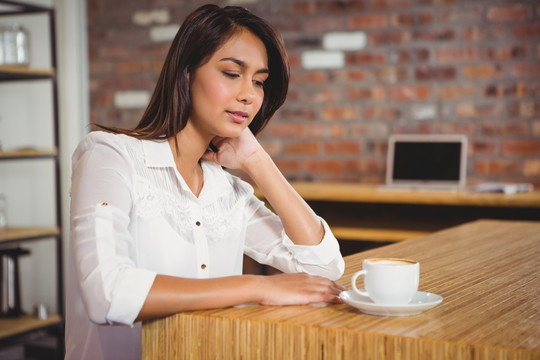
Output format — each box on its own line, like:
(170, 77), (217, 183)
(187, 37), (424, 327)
(124, 138), (251, 243)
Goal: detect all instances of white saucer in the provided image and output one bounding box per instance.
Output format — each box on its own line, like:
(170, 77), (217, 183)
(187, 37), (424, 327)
(339, 290), (443, 317)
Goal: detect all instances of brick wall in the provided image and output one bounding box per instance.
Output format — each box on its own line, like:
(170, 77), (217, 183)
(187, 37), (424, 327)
(87, 0), (540, 187)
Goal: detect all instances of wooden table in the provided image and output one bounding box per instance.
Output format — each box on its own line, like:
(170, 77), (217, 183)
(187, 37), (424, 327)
(142, 220), (540, 359)
(256, 182), (540, 242)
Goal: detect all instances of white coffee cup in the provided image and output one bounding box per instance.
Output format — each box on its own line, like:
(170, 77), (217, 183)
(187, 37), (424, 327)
(351, 258), (419, 304)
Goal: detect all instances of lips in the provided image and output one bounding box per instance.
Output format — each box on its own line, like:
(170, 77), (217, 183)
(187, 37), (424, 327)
(227, 110), (249, 124)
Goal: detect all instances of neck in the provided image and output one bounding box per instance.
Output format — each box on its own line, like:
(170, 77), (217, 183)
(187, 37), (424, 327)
(168, 124), (211, 197)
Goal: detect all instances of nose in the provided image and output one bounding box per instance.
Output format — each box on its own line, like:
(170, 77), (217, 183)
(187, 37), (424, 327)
(237, 78), (255, 104)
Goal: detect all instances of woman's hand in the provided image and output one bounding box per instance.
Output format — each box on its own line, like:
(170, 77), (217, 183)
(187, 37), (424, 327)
(256, 273), (346, 306)
(201, 127), (264, 171)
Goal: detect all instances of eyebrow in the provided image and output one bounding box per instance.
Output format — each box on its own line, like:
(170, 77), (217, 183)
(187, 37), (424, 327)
(219, 57), (269, 74)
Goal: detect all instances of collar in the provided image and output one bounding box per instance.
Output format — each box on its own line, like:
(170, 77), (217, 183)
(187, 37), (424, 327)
(142, 139), (175, 168)
(141, 138), (233, 203)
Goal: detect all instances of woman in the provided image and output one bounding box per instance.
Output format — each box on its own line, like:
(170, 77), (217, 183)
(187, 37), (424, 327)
(66, 4), (345, 359)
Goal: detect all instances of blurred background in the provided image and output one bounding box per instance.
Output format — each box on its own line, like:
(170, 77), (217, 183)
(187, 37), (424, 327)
(87, 0), (540, 186)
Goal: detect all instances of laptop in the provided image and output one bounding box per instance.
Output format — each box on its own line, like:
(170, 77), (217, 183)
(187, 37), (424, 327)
(384, 134), (468, 190)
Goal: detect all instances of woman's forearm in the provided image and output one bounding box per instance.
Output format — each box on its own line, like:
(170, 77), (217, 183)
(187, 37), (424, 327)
(136, 272), (344, 322)
(135, 274), (260, 321)
(242, 150), (324, 246)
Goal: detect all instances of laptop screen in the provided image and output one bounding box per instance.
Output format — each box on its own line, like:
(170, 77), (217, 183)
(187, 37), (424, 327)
(386, 134), (468, 189)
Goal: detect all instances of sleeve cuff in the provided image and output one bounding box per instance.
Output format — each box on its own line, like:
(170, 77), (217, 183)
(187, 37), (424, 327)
(107, 268), (157, 326)
(282, 217), (341, 265)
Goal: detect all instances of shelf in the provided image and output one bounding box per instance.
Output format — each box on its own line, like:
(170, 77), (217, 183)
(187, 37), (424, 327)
(0, 314), (61, 340)
(0, 66), (55, 81)
(0, 1), (51, 15)
(0, 226), (59, 244)
(0, 147), (58, 159)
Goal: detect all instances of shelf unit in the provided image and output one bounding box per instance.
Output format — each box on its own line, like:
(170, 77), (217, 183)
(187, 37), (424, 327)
(0, 0), (63, 356)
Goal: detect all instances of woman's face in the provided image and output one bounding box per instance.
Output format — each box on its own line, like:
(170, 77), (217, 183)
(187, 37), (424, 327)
(188, 30), (269, 140)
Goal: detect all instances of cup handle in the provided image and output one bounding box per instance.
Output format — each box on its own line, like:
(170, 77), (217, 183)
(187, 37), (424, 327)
(351, 270), (369, 297)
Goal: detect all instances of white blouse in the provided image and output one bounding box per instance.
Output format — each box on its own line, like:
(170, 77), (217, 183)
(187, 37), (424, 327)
(65, 131), (344, 360)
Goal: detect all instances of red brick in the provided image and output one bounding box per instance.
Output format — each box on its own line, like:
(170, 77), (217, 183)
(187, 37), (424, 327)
(470, 141), (497, 155)
(436, 85), (476, 99)
(328, 69), (366, 83)
(476, 160), (519, 175)
(267, 123), (304, 138)
(291, 2), (324, 15)
(100, 45), (130, 58)
(349, 14), (388, 29)
(372, 68), (408, 83)
(322, 106), (360, 120)
(92, 93), (113, 106)
(391, 48), (429, 64)
(391, 12), (432, 26)
(115, 60), (147, 74)
(523, 160), (540, 176)
(368, 31), (410, 45)
(304, 160), (344, 173)
(388, 85), (430, 101)
(363, 107), (401, 120)
(456, 103), (504, 118)
(485, 45), (529, 60)
(533, 120), (540, 136)
(345, 52), (385, 65)
(419, 0), (456, 4)
(481, 122), (528, 136)
(483, 83), (527, 98)
(274, 160), (301, 173)
(371, 0), (411, 9)
(437, 123), (477, 136)
(502, 141), (540, 155)
(326, 1), (365, 12)
(284, 142), (319, 155)
(462, 25), (506, 42)
(310, 88), (338, 103)
(462, 64), (502, 79)
(508, 102), (540, 117)
(512, 63), (540, 77)
(288, 54), (301, 68)
(435, 48), (480, 63)
(346, 87), (385, 101)
(392, 124), (433, 134)
(89, 61), (114, 76)
(350, 123), (389, 137)
(415, 66), (456, 81)
(260, 140), (281, 156)
(357, 159), (386, 173)
(305, 124), (346, 138)
(324, 141), (361, 154)
(436, 7), (481, 24)
(271, 19), (301, 33)
(278, 108), (317, 121)
(487, 4), (531, 22)
(512, 23), (540, 39)
(290, 70), (327, 84)
(412, 29), (455, 41)
(303, 17), (347, 32)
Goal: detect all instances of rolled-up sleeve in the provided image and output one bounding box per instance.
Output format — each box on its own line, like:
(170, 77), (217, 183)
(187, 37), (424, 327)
(70, 133), (156, 326)
(243, 197), (345, 280)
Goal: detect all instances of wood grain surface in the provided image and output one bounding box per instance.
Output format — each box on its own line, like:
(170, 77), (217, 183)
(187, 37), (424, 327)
(255, 181), (540, 208)
(143, 220), (540, 359)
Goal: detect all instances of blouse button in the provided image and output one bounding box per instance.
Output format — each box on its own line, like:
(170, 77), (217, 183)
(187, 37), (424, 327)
(201, 264), (207, 270)
(195, 221), (201, 226)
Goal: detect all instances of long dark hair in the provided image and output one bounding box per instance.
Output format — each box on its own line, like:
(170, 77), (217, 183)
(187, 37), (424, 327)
(99, 4), (289, 138)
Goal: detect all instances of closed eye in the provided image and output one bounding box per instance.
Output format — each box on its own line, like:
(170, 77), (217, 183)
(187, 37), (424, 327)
(223, 72), (239, 79)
